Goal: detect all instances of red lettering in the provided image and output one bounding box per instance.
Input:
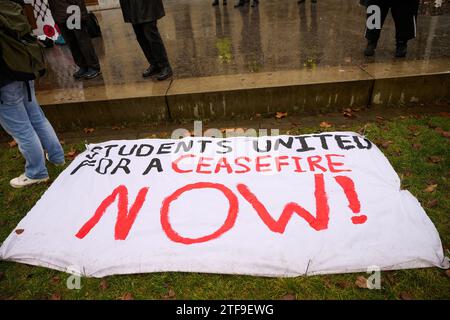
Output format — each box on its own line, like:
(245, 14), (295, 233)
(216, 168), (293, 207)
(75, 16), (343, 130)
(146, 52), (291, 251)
(255, 155), (272, 172)
(307, 156), (327, 172)
(326, 154), (351, 173)
(334, 176), (367, 224)
(196, 157), (213, 174)
(172, 154), (195, 173)
(274, 156), (290, 172)
(292, 156), (306, 172)
(76, 185), (149, 240)
(214, 157), (233, 174)
(234, 157), (251, 174)
(237, 174), (329, 232)
(160, 182), (239, 244)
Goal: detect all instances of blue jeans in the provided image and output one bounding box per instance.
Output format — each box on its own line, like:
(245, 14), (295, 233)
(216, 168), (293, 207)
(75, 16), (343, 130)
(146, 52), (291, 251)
(0, 81), (64, 179)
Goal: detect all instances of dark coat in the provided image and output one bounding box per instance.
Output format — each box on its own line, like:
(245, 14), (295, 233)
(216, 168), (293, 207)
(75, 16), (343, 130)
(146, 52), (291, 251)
(47, 0), (88, 24)
(119, 0), (165, 24)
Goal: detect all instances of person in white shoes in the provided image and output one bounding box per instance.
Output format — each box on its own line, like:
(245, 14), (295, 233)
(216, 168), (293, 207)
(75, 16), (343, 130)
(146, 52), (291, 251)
(0, 80), (65, 188)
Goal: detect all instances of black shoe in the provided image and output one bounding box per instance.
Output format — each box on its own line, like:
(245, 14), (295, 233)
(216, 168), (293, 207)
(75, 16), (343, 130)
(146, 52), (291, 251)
(157, 66), (173, 81)
(297, 0), (306, 3)
(364, 41), (377, 57)
(395, 41), (408, 58)
(143, 65), (161, 78)
(83, 68), (101, 80)
(212, 0), (219, 6)
(73, 67), (88, 79)
(223, 0), (227, 5)
(234, 0), (245, 7)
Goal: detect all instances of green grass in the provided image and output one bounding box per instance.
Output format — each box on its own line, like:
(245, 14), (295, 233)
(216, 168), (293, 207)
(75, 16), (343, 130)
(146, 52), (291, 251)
(0, 114), (449, 300)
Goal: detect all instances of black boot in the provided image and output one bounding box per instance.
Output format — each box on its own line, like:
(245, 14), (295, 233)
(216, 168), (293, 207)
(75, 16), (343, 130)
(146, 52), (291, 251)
(212, 0), (219, 6)
(364, 40), (377, 57)
(157, 66), (173, 81)
(223, 0), (227, 5)
(395, 41), (408, 58)
(298, 0), (306, 3)
(143, 65), (161, 78)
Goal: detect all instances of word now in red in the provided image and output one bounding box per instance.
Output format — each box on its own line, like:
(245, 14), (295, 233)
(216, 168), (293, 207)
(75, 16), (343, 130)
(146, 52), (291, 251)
(75, 174), (367, 245)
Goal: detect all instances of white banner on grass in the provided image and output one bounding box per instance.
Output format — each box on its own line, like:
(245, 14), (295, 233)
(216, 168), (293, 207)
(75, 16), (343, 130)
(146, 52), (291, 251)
(0, 133), (448, 277)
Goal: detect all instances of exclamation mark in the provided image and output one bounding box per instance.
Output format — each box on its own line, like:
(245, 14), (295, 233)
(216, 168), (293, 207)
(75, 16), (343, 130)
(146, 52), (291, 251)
(334, 176), (367, 224)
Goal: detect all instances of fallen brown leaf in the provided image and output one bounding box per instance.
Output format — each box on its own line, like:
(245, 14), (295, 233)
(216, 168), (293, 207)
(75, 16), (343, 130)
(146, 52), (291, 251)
(51, 276), (60, 284)
(380, 140), (393, 149)
(424, 184), (438, 193)
(166, 289), (176, 299)
(15, 229), (24, 235)
(320, 121), (332, 128)
(83, 128), (95, 134)
(281, 293), (296, 300)
(8, 140), (17, 148)
(65, 149), (78, 160)
(276, 112), (288, 119)
(440, 131), (450, 138)
(120, 292), (134, 300)
(426, 199), (438, 208)
(355, 276), (368, 289)
(399, 292), (413, 300)
(427, 156), (443, 164)
(342, 108), (356, 118)
(403, 170), (413, 178)
(99, 279), (109, 290)
(439, 112), (450, 118)
(50, 293), (61, 300)
(376, 115), (385, 121)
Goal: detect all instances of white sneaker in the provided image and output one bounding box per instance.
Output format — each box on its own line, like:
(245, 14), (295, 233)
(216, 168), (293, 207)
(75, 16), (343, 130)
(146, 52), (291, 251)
(45, 152), (66, 167)
(10, 174), (49, 189)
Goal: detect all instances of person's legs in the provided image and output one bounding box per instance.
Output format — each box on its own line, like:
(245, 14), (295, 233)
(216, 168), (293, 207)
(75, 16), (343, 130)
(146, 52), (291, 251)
(0, 82), (48, 181)
(73, 26), (101, 71)
(143, 21), (171, 69)
(365, 0), (390, 42)
(142, 21), (172, 80)
(58, 24), (88, 71)
(23, 81), (65, 165)
(391, 0), (418, 42)
(132, 23), (158, 66)
(364, 0), (390, 56)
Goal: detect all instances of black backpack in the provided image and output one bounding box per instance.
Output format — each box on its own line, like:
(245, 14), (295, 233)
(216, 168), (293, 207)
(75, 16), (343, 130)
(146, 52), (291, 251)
(0, 0), (46, 81)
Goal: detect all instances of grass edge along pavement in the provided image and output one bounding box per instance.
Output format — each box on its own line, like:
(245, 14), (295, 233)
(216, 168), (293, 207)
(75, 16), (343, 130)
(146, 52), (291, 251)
(0, 113), (449, 300)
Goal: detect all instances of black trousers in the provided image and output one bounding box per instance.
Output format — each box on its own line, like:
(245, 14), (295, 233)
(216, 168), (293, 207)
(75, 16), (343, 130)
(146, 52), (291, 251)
(132, 21), (170, 69)
(365, 0), (419, 42)
(58, 22), (100, 70)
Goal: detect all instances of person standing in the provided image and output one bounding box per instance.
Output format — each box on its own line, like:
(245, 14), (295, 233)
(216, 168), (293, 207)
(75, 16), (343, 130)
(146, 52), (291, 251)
(47, 0), (101, 79)
(1, 0), (65, 188)
(119, 0), (173, 81)
(363, 0), (419, 57)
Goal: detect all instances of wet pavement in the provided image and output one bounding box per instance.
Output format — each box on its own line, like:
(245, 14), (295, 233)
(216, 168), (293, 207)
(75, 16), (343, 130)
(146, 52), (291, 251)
(36, 0), (450, 93)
